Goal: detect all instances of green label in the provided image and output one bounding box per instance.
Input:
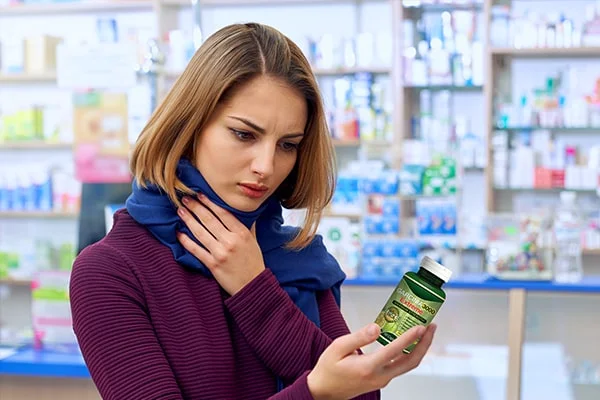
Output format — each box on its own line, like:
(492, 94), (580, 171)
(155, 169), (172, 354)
(374, 275), (443, 353)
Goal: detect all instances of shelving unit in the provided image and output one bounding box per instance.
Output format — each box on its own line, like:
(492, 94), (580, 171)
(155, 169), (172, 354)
(491, 46), (600, 58)
(0, 211), (79, 219)
(0, 278), (32, 287)
(161, 0), (387, 6)
(0, 142), (71, 150)
(0, 72), (57, 83)
(0, 0), (153, 15)
(484, 6), (600, 212)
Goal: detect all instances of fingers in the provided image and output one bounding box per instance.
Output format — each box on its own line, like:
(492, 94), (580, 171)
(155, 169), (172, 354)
(177, 230), (213, 266)
(182, 196), (229, 239)
(399, 324), (436, 369)
(369, 325), (426, 367)
(177, 206), (219, 250)
(196, 193), (242, 233)
(329, 324), (381, 359)
(384, 324), (436, 377)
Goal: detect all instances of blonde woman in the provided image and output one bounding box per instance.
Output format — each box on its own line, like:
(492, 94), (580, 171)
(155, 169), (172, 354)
(70, 23), (436, 400)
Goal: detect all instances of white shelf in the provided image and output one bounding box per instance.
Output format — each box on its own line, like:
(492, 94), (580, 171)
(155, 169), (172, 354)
(0, 278), (32, 287)
(331, 138), (361, 147)
(165, 66), (390, 80)
(312, 66), (391, 76)
(491, 47), (600, 58)
(0, 1), (153, 15)
(0, 211), (79, 219)
(0, 72), (57, 83)
(0, 141), (72, 150)
(162, 0), (384, 6)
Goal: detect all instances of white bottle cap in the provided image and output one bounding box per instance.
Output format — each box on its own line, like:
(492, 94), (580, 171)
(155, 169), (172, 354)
(420, 256), (452, 283)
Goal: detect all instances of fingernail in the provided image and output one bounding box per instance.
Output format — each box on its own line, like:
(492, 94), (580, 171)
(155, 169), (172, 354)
(182, 196), (190, 205)
(367, 324), (379, 337)
(197, 193), (205, 200)
(178, 207), (186, 216)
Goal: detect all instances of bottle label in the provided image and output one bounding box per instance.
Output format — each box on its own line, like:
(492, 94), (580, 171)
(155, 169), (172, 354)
(375, 275), (444, 353)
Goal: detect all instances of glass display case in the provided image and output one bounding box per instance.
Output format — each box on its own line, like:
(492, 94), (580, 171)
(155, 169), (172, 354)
(342, 285), (511, 400)
(521, 292), (600, 400)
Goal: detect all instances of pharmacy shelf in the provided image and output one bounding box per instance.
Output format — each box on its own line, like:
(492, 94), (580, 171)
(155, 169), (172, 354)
(491, 47), (600, 58)
(494, 187), (598, 194)
(0, 278), (32, 287)
(0, 141), (71, 150)
(0, 347), (89, 379)
(312, 66), (391, 76)
(495, 126), (600, 133)
(166, 66), (390, 80)
(0, 0), (153, 15)
(0, 72), (57, 83)
(331, 138), (361, 147)
(161, 0), (385, 6)
(345, 274), (600, 293)
(405, 84), (483, 91)
(0, 211), (79, 219)
(403, 2), (483, 12)
(324, 211), (362, 219)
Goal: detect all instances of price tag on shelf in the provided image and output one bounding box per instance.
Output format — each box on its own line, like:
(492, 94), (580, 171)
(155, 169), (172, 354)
(56, 43), (137, 90)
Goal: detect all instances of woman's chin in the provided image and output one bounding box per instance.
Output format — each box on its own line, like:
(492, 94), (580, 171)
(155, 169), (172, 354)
(227, 195), (264, 213)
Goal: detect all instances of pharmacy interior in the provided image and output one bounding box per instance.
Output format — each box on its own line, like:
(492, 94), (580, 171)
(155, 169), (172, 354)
(0, 0), (599, 399)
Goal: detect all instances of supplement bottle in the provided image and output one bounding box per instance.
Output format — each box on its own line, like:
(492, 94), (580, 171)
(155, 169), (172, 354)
(374, 256), (451, 353)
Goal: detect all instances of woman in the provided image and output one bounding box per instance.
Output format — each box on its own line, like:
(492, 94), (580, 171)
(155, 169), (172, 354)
(70, 23), (436, 400)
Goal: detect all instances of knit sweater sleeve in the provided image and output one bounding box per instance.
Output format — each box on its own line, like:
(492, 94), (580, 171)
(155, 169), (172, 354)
(70, 243), (184, 400)
(225, 269), (380, 400)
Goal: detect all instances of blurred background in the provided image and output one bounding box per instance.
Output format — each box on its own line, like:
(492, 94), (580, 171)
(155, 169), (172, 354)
(0, 0), (599, 399)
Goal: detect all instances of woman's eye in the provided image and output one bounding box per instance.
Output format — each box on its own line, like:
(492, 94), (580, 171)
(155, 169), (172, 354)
(231, 129), (254, 141)
(281, 142), (299, 152)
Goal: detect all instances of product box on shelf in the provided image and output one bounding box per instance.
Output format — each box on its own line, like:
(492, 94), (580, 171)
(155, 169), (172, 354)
(24, 35), (63, 74)
(422, 156), (457, 196)
(416, 199), (458, 237)
(399, 164), (425, 195)
(32, 270), (77, 349)
(330, 173), (361, 215)
(318, 217), (360, 279)
(486, 212), (554, 281)
(361, 239), (420, 281)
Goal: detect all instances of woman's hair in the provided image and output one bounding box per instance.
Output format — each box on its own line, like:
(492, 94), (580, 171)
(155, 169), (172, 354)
(130, 23), (336, 249)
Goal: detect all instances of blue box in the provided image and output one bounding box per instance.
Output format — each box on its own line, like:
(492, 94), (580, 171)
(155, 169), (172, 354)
(416, 202), (431, 235)
(376, 171), (399, 195)
(382, 199), (400, 217)
(364, 216), (384, 234)
(399, 165), (425, 195)
(442, 203), (457, 235)
(381, 217), (400, 234)
(362, 241), (381, 258)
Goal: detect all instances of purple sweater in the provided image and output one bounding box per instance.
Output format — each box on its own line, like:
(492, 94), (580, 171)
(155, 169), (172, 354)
(70, 210), (380, 400)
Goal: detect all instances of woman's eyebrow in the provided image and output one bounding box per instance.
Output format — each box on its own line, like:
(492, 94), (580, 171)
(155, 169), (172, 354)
(229, 116), (304, 138)
(228, 116), (265, 134)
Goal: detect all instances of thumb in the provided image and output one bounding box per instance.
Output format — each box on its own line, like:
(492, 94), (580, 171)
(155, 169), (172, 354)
(330, 324), (380, 358)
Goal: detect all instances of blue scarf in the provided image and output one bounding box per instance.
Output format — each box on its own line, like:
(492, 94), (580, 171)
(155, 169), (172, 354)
(125, 159), (346, 328)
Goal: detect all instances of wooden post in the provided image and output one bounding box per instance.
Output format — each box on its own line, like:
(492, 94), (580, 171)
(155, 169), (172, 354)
(506, 288), (527, 400)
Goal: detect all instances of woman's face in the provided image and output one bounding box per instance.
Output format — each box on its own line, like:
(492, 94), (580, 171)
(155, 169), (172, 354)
(194, 75), (308, 212)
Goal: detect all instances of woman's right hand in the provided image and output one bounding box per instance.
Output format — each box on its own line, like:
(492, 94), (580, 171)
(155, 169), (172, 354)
(307, 323), (436, 400)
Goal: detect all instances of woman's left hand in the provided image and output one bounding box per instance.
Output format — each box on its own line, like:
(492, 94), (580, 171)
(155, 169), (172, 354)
(176, 194), (266, 295)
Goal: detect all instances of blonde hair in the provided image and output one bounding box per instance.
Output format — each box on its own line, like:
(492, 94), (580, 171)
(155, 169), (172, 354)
(130, 23), (336, 249)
